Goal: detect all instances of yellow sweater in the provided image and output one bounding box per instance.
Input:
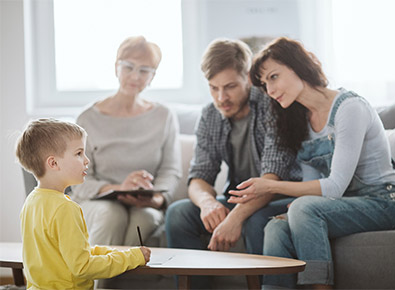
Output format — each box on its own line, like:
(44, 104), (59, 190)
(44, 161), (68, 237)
(20, 188), (145, 289)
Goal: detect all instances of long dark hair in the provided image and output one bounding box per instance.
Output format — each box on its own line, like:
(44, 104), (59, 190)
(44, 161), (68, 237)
(250, 37), (328, 153)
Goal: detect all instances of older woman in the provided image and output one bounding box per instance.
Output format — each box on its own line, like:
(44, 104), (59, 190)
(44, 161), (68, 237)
(228, 37), (395, 289)
(71, 36), (181, 247)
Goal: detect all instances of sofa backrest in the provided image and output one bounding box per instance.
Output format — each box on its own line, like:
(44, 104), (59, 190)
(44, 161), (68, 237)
(378, 104), (395, 129)
(386, 130), (395, 162)
(173, 134), (228, 202)
(379, 103), (395, 162)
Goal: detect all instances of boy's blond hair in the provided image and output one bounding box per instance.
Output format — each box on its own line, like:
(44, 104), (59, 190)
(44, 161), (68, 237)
(16, 118), (86, 178)
(201, 38), (252, 80)
(116, 36), (162, 68)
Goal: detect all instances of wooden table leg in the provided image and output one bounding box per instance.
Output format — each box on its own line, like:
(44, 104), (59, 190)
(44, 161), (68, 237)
(177, 275), (190, 290)
(12, 268), (25, 286)
(246, 275), (260, 290)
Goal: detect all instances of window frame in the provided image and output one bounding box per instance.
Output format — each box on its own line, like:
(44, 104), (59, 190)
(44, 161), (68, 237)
(26, 0), (393, 116)
(23, 0), (208, 116)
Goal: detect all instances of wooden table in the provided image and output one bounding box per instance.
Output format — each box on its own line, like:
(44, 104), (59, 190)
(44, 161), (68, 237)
(0, 243), (24, 286)
(0, 243), (305, 289)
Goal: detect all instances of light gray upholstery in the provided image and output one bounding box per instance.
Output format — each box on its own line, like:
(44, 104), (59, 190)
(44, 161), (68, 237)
(333, 231), (395, 289)
(22, 168), (37, 196)
(378, 104), (395, 129)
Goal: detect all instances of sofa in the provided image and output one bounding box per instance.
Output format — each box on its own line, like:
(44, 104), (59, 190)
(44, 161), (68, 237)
(332, 105), (395, 289)
(22, 104), (395, 289)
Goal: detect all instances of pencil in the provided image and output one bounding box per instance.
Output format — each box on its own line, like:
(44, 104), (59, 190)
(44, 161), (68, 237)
(137, 226), (143, 246)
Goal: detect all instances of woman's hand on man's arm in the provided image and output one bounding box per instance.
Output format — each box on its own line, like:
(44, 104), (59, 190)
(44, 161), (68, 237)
(228, 176), (323, 204)
(228, 177), (277, 204)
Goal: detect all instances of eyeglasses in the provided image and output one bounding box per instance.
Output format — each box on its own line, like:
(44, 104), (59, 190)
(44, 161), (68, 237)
(117, 60), (156, 79)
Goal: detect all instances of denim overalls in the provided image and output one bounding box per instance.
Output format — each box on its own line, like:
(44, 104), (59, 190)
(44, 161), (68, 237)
(297, 91), (395, 197)
(263, 92), (395, 288)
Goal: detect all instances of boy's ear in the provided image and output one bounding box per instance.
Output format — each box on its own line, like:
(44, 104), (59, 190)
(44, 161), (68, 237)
(46, 156), (59, 171)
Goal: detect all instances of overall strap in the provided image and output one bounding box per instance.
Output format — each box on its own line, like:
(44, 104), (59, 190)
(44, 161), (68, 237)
(328, 90), (359, 127)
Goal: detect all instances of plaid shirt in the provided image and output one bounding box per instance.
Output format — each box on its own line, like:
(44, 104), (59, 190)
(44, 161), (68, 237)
(188, 86), (301, 194)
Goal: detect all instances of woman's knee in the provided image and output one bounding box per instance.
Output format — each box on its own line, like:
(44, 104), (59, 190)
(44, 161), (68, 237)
(287, 196), (325, 221)
(263, 218), (290, 254)
(129, 207), (164, 230)
(264, 218), (289, 238)
(83, 200), (128, 230)
(80, 201), (128, 245)
(124, 207), (164, 245)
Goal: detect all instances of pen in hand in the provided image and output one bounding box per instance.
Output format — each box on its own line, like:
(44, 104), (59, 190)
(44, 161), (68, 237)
(137, 226), (151, 264)
(137, 226), (144, 246)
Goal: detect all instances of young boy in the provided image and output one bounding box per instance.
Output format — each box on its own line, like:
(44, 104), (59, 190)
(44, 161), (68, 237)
(16, 118), (151, 289)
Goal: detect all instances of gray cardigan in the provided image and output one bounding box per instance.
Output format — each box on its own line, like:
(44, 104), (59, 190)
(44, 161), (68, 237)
(71, 102), (182, 205)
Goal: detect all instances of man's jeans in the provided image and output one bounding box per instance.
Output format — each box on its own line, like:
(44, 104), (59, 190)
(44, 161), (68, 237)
(263, 185), (395, 288)
(165, 196), (293, 289)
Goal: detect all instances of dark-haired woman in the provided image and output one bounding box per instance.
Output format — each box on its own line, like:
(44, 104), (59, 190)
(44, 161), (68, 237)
(228, 37), (395, 289)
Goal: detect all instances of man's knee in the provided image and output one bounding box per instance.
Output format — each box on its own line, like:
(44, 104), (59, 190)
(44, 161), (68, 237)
(245, 208), (271, 229)
(244, 199), (291, 233)
(166, 199), (198, 231)
(82, 200), (128, 229)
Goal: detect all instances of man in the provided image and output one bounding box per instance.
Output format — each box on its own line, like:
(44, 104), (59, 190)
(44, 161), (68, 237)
(165, 38), (299, 262)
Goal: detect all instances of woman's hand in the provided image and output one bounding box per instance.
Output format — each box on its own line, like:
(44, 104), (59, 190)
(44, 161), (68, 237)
(120, 170), (154, 191)
(117, 170), (166, 209)
(117, 192), (165, 209)
(227, 177), (275, 204)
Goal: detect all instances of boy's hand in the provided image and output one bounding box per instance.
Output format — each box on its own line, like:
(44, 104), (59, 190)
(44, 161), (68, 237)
(140, 246), (151, 264)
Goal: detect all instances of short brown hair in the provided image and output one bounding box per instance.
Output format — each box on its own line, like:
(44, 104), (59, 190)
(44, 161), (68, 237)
(201, 38), (252, 80)
(15, 118), (86, 178)
(116, 36), (162, 68)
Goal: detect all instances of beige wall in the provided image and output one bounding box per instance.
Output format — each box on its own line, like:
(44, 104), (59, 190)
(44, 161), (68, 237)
(0, 0), (29, 245)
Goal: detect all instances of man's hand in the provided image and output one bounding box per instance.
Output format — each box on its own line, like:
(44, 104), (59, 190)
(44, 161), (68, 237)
(207, 216), (242, 251)
(188, 179), (229, 233)
(139, 246), (151, 264)
(200, 200), (230, 233)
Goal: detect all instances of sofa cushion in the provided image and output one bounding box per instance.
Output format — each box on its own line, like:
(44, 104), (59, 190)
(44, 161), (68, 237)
(333, 230), (395, 289)
(173, 134), (196, 202)
(172, 134), (229, 203)
(171, 104), (202, 135)
(378, 104), (395, 129)
(386, 129), (395, 161)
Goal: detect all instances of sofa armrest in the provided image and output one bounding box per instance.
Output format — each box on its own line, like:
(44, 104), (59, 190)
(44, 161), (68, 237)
(172, 134), (228, 203)
(378, 103), (395, 129)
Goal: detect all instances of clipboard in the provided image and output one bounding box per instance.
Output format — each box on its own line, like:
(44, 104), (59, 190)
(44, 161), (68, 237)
(92, 189), (167, 200)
